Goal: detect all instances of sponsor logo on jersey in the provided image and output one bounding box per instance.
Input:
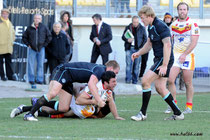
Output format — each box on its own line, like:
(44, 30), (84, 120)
(183, 61), (189, 67)
(172, 25), (192, 34)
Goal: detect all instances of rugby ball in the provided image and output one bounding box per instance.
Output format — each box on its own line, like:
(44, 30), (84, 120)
(100, 90), (108, 101)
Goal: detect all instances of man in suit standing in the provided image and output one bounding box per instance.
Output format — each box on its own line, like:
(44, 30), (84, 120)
(90, 14), (112, 65)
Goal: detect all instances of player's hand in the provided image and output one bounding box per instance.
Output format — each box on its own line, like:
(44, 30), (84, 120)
(115, 116), (125, 120)
(98, 100), (106, 107)
(179, 54), (187, 64)
(131, 52), (139, 62)
(128, 38), (134, 43)
(157, 65), (167, 77)
(92, 99), (97, 105)
(106, 94), (112, 102)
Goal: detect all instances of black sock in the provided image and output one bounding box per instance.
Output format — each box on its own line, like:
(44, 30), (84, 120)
(45, 101), (57, 110)
(38, 111), (50, 117)
(164, 93), (181, 115)
(29, 95), (49, 115)
(140, 88), (151, 115)
(22, 106), (32, 112)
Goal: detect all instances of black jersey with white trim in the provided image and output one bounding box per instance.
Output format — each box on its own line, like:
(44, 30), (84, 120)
(59, 62), (106, 83)
(148, 17), (174, 60)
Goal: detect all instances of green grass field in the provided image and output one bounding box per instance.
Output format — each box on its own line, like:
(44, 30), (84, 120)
(0, 93), (210, 140)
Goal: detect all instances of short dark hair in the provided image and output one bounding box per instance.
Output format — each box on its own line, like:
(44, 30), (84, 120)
(92, 13), (102, 20)
(132, 16), (139, 21)
(101, 71), (116, 84)
(177, 2), (189, 11)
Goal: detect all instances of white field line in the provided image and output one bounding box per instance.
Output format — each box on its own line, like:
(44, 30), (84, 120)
(4, 108), (210, 113)
(0, 135), (149, 140)
(118, 109), (210, 113)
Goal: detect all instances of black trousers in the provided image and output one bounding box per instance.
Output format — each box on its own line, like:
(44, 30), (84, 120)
(139, 53), (149, 78)
(0, 53), (14, 80)
(48, 57), (65, 75)
(91, 47), (109, 65)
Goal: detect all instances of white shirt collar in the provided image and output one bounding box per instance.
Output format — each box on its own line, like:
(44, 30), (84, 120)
(97, 21), (103, 33)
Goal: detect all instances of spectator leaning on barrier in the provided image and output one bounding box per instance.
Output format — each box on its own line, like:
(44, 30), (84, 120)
(90, 14), (113, 65)
(0, 8), (15, 81)
(122, 16), (147, 84)
(22, 14), (52, 88)
(60, 10), (74, 62)
(46, 22), (70, 77)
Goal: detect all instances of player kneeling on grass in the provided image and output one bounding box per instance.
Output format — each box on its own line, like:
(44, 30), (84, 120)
(10, 71), (125, 120)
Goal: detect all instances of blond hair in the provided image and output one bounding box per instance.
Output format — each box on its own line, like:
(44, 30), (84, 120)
(105, 60), (120, 70)
(138, 5), (155, 18)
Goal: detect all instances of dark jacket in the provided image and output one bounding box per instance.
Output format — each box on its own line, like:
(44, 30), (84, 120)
(22, 23), (52, 52)
(46, 31), (70, 60)
(90, 22), (112, 55)
(122, 23), (147, 51)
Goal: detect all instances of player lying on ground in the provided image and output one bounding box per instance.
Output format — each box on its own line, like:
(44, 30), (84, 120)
(10, 71), (125, 120)
(23, 61), (120, 121)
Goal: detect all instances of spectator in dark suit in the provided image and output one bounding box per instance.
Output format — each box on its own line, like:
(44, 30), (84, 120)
(122, 16), (147, 84)
(90, 14), (112, 65)
(46, 22), (70, 76)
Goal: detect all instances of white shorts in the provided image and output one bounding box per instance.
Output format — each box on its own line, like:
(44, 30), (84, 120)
(173, 53), (195, 70)
(70, 96), (95, 119)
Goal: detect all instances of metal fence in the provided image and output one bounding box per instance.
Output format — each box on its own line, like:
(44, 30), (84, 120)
(56, 0), (210, 18)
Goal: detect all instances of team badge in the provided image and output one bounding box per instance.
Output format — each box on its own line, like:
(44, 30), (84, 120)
(151, 34), (154, 40)
(61, 78), (66, 83)
(195, 29), (199, 34)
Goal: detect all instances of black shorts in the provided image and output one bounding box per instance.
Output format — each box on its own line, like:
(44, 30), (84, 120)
(150, 58), (174, 77)
(97, 91), (116, 116)
(51, 64), (74, 94)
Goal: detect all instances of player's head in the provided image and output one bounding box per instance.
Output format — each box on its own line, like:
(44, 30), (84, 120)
(101, 71), (117, 91)
(138, 5), (155, 26)
(105, 60), (120, 75)
(177, 2), (189, 20)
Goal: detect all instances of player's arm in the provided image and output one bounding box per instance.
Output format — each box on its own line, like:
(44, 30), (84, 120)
(75, 91), (97, 105)
(157, 37), (171, 76)
(131, 38), (152, 61)
(88, 75), (105, 107)
(107, 94), (125, 120)
(179, 35), (199, 63)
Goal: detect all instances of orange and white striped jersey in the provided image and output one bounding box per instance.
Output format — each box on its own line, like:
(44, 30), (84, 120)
(171, 17), (200, 54)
